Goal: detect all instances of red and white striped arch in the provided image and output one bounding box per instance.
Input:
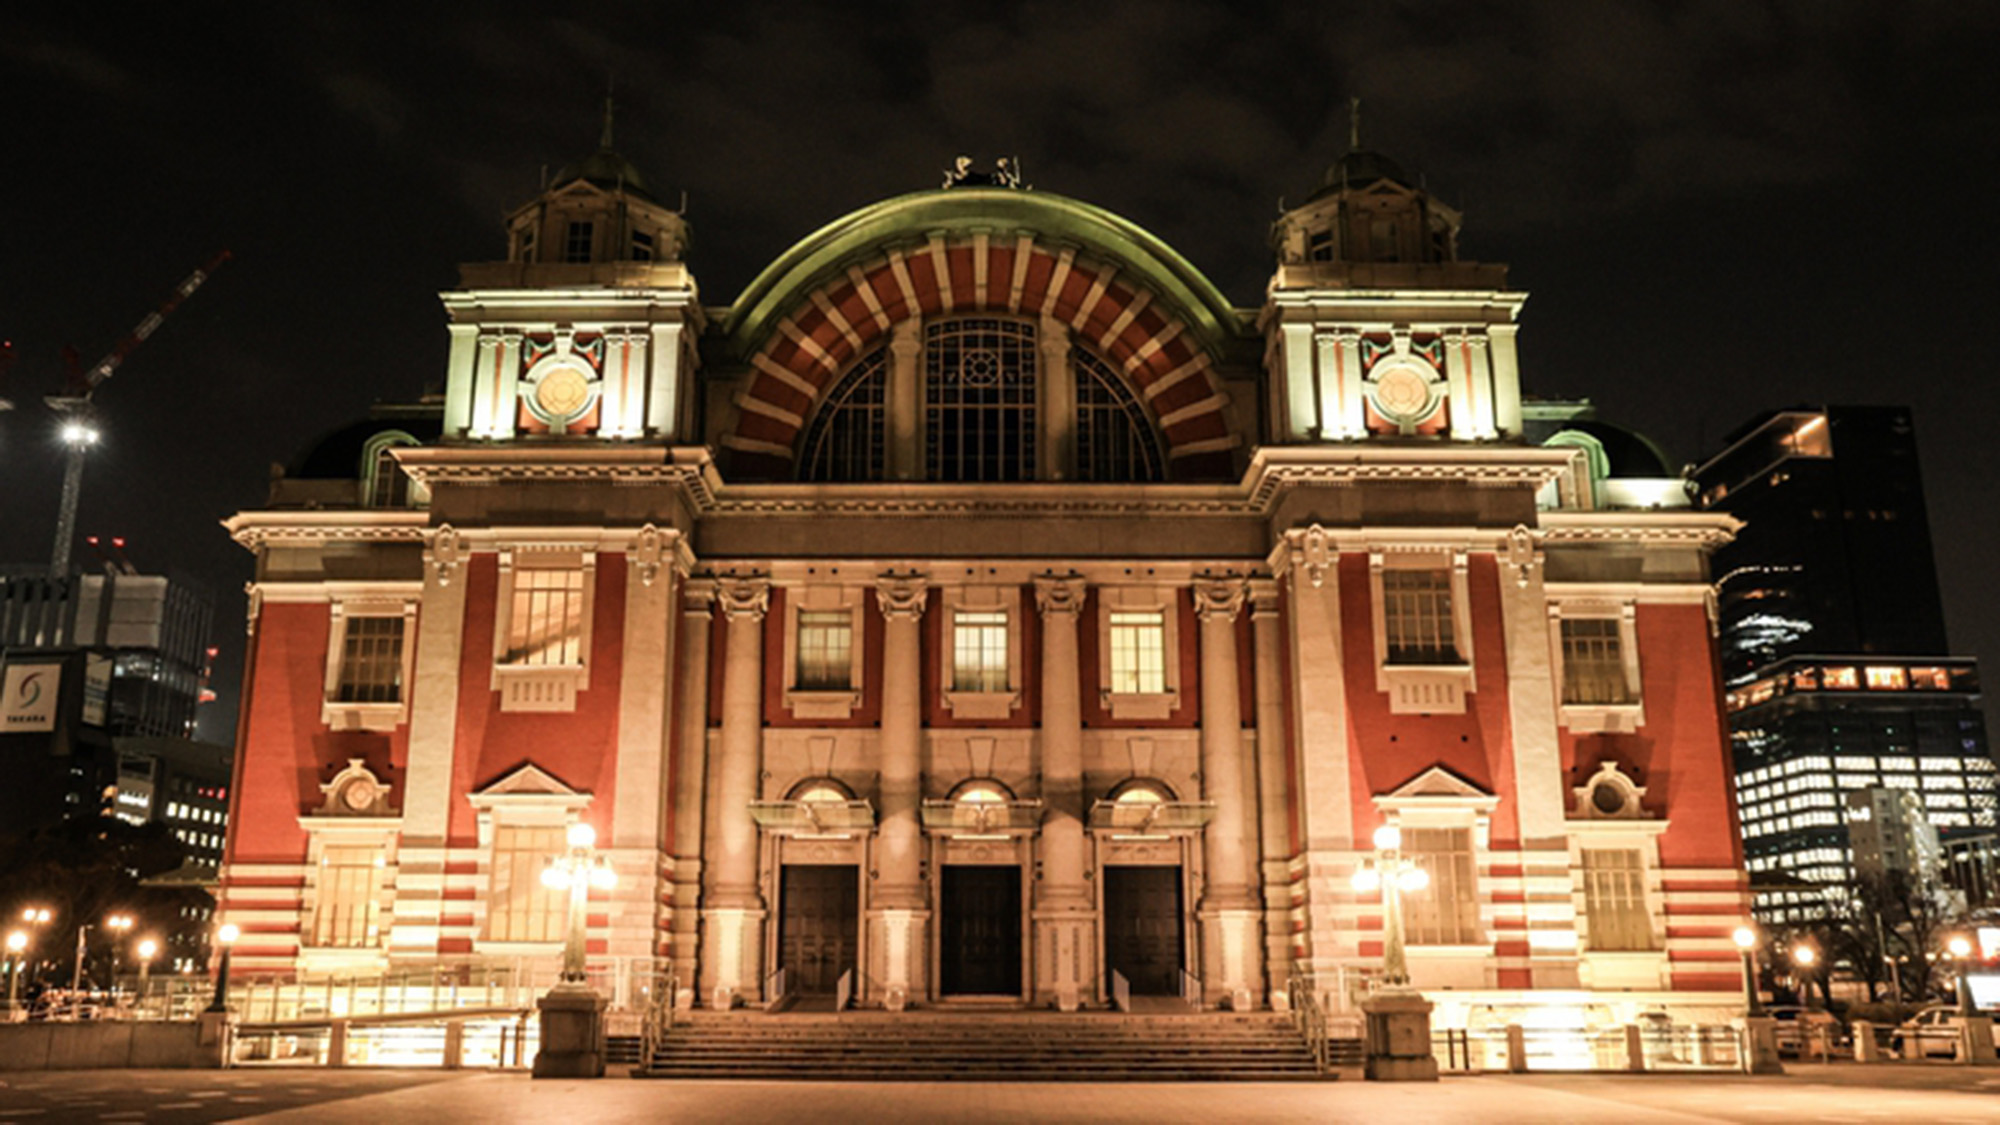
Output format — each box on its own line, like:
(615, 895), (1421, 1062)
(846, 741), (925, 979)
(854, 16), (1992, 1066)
(720, 233), (1241, 479)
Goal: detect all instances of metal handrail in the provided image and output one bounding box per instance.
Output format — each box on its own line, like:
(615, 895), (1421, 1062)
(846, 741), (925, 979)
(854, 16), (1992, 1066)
(639, 972), (677, 1069)
(1286, 974), (1330, 1073)
(835, 968), (854, 1013)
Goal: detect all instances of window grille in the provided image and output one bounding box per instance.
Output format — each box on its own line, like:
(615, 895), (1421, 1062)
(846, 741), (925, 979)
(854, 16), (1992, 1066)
(504, 569), (586, 666)
(486, 825), (566, 942)
(799, 349), (887, 481)
(336, 616), (405, 704)
(1402, 826), (1479, 945)
(1108, 610), (1167, 694)
(368, 445), (411, 508)
(1073, 348), (1165, 482)
(1561, 618), (1631, 704)
(1383, 570), (1458, 664)
(563, 221), (594, 263)
(1581, 848), (1655, 951)
(926, 319), (1036, 482)
(311, 845), (384, 948)
(795, 610), (853, 691)
(952, 610), (1009, 692)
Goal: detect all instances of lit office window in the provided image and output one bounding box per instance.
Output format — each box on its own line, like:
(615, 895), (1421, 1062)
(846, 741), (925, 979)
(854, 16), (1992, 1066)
(504, 569), (587, 666)
(311, 845), (384, 949)
(485, 825), (565, 943)
(1383, 570), (1457, 664)
(795, 611), (854, 691)
(1108, 610), (1167, 694)
(1582, 849), (1655, 951)
(952, 611), (1009, 692)
(1560, 618), (1631, 705)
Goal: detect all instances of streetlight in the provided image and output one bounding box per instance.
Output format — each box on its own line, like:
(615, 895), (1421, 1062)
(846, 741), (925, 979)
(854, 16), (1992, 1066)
(136, 938), (158, 1006)
(105, 914), (133, 993)
(541, 822), (616, 987)
(21, 907), (51, 926)
(1948, 934), (1976, 1014)
(205, 923), (239, 1014)
(1732, 926), (1764, 1016)
(5, 930), (27, 1018)
(1351, 824), (1429, 990)
(1791, 943), (1819, 1010)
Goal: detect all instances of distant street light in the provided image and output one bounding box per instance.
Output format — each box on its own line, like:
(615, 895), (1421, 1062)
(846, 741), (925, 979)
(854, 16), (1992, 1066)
(1791, 944), (1819, 1010)
(21, 908), (51, 925)
(206, 923), (240, 1014)
(1732, 926), (1764, 1016)
(1949, 934), (1976, 1014)
(136, 937), (159, 1000)
(5, 930), (27, 1017)
(105, 914), (133, 990)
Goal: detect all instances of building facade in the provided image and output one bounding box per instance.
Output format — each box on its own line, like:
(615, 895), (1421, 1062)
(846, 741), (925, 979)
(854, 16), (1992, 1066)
(217, 140), (1749, 1028)
(1695, 408), (1995, 923)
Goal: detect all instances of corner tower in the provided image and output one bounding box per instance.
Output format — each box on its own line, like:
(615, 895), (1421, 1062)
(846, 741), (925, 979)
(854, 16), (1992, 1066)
(1262, 139), (1524, 443)
(439, 105), (703, 444)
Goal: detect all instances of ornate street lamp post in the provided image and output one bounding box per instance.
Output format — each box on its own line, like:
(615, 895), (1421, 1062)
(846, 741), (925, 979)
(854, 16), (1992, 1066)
(5, 930), (27, 1019)
(1732, 926), (1763, 1016)
(206, 923), (240, 1014)
(1949, 935), (1975, 1014)
(105, 914), (133, 995)
(1733, 925), (1784, 1073)
(1790, 943), (1818, 1010)
(136, 938), (159, 1009)
(1352, 823), (1437, 1081)
(533, 821), (617, 1078)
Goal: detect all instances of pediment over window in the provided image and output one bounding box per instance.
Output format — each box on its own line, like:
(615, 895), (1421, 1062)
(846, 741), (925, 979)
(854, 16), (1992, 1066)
(1374, 765), (1499, 814)
(467, 763), (592, 813)
(1570, 760), (1654, 821)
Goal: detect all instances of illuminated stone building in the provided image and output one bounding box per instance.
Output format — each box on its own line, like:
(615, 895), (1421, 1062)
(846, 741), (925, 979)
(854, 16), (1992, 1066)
(216, 135), (1751, 1031)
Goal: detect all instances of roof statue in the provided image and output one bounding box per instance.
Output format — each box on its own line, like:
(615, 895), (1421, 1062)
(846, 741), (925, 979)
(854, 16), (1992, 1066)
(942, 155), (1029, 190)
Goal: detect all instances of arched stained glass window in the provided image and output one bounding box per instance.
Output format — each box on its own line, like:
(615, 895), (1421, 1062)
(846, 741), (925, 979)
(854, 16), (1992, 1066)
(1073, 348), (1165, 483)
(926, 319), (1037, 482)
(798, 348), (888, 482)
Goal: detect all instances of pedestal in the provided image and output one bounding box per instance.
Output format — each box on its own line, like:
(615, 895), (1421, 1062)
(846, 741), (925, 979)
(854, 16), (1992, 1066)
(1362, 990), (1438, 1082)
(194, 1010), (232, 1068)
(532, 988), (609, 1079)
(1034, 911), (1093, 1012)
(867, 908), (928, 1011)
(1738, 1016), (1785, 1075)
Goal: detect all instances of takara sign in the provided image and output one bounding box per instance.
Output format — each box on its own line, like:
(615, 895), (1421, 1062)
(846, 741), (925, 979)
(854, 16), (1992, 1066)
(2, 663), (61, 732)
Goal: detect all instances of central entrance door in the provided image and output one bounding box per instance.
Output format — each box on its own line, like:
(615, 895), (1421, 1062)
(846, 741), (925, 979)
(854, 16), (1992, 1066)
(1103, 865), (1184, 995)
(939, 865), (1022, 996)
(777, 864), (859, 995)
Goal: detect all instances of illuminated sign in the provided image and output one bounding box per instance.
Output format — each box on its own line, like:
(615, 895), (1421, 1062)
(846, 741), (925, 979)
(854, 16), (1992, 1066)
(1968, 972), (2000, 1013)
(1, 664), (61, 732)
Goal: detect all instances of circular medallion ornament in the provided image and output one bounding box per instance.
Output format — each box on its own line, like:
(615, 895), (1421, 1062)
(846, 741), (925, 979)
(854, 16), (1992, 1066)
(340, 777), (379, 812)
(534, 365), (593, 420)
(1373, 365), (1433, 421)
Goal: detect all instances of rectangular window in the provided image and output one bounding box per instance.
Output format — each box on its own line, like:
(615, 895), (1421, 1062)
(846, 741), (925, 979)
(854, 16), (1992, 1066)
(1865, 666), (1909, 690)
(795, 610), (853, 691)
(563, 221), (594, 263)
(952, 610), (1009, 692)
(504, 569), (586, 666)
(1108, 610), (1167, 695)
(1382, 570), (1457, 664)
(1402, 826), (1479, 945)
(335, 616), (405, 704)
(1581, 848), (1655, 951)
(1560, 618), (1631, 705)
(630, 229), (654, 261)
(486, 824), (565, 943)
(311, 845), (384, 949)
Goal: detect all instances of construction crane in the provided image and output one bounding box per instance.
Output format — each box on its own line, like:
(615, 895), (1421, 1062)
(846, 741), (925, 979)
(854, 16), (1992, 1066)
(45, 250), (230, 574)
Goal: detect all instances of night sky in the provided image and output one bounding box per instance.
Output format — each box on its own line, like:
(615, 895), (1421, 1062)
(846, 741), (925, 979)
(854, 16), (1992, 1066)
(4, 3), (1997, 744)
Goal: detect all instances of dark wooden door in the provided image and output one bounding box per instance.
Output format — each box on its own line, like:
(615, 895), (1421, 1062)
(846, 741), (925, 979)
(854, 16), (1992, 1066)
(777, 864), (859, 994)
(940, 865), (1022, 995)
(1104, 866), (1183, 995)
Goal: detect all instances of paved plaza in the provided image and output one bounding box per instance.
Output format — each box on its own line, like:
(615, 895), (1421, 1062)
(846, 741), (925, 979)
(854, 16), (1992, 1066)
(2, 1066), (1999, 1123)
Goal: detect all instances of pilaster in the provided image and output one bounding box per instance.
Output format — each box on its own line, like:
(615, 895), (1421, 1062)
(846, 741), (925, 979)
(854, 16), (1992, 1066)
(701, 576), (769, 1007)
(607, 526), (680, 969)
(887, 318), (923, 480)
(1194, 576), (1261, 1009)
(1033, 574), (1092, 1010)
(872, 571), (929, 1009)
(391, 525), (469, 960)
(1247, 578), (1296, 1000)
(668, 580), (715, 1001)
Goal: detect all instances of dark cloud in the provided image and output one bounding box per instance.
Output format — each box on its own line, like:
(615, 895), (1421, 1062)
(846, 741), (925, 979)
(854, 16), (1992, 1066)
(2, 1), (1997, 742)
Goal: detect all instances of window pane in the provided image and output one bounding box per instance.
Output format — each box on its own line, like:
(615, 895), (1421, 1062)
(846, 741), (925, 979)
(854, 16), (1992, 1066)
(564, 221), (594, 263)
(1108, 610), (1166, 694)
(796, 610), (853, 690)
(368, 446), (411, 508)
(487, 824), (565, 942)
(1582, 848), (1654, 951)
(1561, 618), (1631, 705)
(336, 616), (405, 704)
(799, 349), (888, 482)
(1383, 570), (1457, 664)
(926, 319), (1037, 482)
(1401, 826), (1478, 945)
(1073, 348), (1164, 482)
(504, 569), (586, 666)
(312, 845), (384, 948)
(953, 610), (1009, 692)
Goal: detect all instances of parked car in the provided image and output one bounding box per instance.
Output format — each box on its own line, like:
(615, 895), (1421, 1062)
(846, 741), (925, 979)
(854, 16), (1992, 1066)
(1891, 1004), (1962, 1060)
(1768, 1006), (1846, 1057)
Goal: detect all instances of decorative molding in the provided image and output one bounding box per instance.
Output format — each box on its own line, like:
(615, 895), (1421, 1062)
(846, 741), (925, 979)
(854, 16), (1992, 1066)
(630, 523), (669, 587)
(425, 524), (466, 586)
(682, 578), (718, 617)
(875, 572), (929, 621)
(315, 759), (398, 818)
(717, 578), (771, 623)
(1505, 523), (1540, 587)
(1033, 574), (1087, 618)
(1299, 524), (1335, 588)
(244, 582), (263, 637)
(1192, 577), (1248, 623)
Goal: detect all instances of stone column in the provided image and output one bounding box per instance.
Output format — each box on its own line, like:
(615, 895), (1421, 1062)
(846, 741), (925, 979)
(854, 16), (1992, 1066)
(887, 319), (923, 480)
(1033, 575), (1092, 1011)
(608, 528), (679, 972)
(668, 580), (714, 1004)
(1247, 579), (1296, 1003)
(1195, 578), (1262, 1010)
(701, 577), (768, 1009)
(871, 572), (929, 1010)
(390, 526), (468, 965)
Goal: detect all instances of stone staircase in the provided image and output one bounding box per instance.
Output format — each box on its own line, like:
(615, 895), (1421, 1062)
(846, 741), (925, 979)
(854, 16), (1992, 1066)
(635, 1009), (1335, 1081)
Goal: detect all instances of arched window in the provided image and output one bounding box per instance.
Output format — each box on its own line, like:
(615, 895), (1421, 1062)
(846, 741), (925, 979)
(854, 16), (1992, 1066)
(799, 349), (888, 482)
(359, 431), (424, 509)
(787, 777), (856, 804)
(950, 778), (1016, 805)
(1108, 778), (1177, 805)
(926, 318), (1037, 482)
(1072, 348), (1165, 482)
